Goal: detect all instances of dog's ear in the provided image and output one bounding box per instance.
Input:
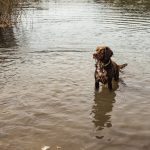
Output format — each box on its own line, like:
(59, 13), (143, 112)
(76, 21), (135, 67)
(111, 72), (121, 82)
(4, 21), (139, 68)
(104, 46), (113, 61)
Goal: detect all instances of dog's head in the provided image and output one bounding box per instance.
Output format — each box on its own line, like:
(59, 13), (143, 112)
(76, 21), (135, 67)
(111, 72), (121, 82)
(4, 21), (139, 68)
(93, 45), (113, 62)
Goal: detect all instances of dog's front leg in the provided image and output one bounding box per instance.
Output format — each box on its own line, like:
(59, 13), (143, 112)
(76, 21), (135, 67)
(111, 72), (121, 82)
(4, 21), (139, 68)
(108, 78), (112, 90)
(94, 70), (100, 89)
(95, 80), (99, 89)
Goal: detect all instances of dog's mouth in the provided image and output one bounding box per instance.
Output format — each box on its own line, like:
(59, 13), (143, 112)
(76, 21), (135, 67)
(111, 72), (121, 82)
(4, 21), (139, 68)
(93, 53), (103, 60)
(93, 53), (97, 59)
(93, 53), (100, 59)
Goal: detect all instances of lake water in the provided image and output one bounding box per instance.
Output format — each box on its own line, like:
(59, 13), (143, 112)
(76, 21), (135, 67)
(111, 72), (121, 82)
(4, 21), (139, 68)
(0, 0), (150, 150)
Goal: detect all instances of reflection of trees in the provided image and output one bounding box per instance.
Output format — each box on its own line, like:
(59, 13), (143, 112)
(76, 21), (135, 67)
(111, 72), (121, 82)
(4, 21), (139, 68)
(0, 27), (17, 48)
(0, 0), (23, 27)
(0, 0), (41, 27)
(92, 88), (116, 131)
(94, 0), (150, 12)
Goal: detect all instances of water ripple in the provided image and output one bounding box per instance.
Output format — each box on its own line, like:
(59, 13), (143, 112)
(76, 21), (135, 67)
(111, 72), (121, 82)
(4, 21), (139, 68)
(0, 0), (150, 150)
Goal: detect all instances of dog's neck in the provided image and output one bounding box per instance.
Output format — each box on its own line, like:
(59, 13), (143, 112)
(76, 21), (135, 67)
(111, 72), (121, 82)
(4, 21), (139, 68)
(96, 59), (111, 68)
(101, 60), (111, 67)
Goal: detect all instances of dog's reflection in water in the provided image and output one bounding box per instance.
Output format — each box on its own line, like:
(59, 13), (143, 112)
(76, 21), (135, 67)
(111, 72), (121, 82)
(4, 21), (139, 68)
(92, 85), (117, 133)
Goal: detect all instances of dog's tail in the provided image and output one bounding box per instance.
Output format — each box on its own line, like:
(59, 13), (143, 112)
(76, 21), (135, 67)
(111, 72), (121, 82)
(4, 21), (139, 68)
(118, 63), (128, 70)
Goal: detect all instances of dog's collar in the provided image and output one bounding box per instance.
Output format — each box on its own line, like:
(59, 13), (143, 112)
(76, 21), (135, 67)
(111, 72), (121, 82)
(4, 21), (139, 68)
(101, 60), (111, 67)
(95, 60), (111, 68)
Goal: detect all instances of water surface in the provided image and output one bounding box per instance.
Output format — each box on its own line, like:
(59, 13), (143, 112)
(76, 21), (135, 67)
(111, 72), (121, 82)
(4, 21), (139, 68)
(0, 0), (150, 150)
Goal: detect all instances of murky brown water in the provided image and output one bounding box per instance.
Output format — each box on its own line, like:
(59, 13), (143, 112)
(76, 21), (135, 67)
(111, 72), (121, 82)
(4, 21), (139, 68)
(0, 0), (150, 150)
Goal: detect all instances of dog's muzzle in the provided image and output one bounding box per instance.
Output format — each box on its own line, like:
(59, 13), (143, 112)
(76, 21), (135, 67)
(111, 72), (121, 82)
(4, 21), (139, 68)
(93, 53), (98, 59)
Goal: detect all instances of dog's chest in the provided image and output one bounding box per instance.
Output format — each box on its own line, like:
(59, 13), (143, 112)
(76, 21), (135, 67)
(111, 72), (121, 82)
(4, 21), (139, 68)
(95, 63), (108, 84)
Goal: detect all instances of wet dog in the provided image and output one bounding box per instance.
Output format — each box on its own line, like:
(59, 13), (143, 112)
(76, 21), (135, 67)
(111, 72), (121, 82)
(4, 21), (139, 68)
(93, 45), (127, 90)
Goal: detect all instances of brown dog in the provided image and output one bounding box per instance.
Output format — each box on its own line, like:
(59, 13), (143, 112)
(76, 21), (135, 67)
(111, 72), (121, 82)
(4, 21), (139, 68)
(93, 45), (127, 90)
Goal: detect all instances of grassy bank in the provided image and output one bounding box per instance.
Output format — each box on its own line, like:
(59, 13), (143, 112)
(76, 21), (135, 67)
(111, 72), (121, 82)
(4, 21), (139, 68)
(0, 0), (23, 27)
